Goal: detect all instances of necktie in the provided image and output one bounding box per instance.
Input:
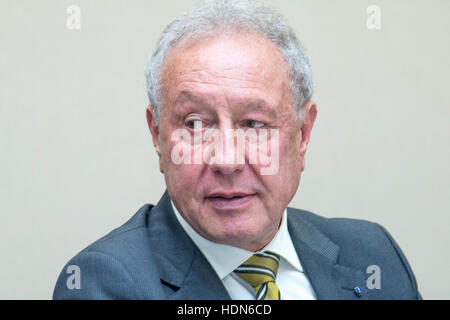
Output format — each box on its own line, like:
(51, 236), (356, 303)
(234, 251), (281, 300)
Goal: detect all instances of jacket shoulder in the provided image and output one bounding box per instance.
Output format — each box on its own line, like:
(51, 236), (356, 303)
(53, 204), (165, 299)
(289, 208), (384, 242)
(288, 207), (399, 261)
(83, 204), (152, 254)
(288, 207), (421, 299)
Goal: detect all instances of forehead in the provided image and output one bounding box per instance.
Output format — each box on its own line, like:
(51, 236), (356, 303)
(160, 31), (290, 108)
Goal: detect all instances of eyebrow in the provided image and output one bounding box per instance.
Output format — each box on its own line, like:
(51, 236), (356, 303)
(174, 90), (278, 117)
(241, 100), (278, 118)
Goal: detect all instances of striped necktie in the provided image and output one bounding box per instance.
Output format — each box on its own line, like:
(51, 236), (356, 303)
(234, 251), (281, 300)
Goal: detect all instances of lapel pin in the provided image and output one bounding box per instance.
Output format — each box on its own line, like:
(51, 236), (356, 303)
(353, 286), (364, 297)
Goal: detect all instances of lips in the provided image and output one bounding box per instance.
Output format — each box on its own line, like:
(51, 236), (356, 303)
(205, 192), (256, 209)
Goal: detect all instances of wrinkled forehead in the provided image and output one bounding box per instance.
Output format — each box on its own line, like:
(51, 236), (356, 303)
(160, 31), (291, 106)
(165, 30), (287, 74)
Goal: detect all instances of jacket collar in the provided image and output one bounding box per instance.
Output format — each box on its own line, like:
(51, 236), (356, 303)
(147, 190), (230, 300)
(287, 208), (372, 299)
(148, 190), (370, 300)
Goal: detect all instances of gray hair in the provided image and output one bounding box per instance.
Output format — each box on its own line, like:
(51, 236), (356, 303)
(145, 0), (313, 124)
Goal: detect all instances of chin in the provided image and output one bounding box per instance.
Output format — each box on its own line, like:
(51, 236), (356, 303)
(208, 221), (268, 248)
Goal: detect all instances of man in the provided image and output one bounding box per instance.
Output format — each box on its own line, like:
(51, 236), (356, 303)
(53, 0), (421, 299)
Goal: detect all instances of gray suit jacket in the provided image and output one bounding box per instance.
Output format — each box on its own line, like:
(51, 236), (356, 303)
(53, 191), (421, 299)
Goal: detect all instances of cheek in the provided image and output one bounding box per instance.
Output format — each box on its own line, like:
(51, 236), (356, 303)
(158, 139), (187, 186)
(165, 162), (203, 191)
(278, 133), (303, 188)
(282, 128), (302, 163)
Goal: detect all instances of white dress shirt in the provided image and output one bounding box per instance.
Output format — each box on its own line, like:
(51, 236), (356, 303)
(171, 201), (317, 300)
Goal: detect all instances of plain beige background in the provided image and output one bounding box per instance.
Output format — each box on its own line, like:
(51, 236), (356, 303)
(0, 0), (448, 299)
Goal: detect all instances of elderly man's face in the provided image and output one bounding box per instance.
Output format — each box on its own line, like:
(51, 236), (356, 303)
(147, 32), (317, 251)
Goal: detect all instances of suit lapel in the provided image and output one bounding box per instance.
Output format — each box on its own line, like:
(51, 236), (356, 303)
(148, 192), (370, 300)
(147, 191), (230, 300)
(287, 208), (371, 300)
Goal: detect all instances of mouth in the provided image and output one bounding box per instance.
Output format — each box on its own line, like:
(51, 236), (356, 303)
(205, 192), (256, 210)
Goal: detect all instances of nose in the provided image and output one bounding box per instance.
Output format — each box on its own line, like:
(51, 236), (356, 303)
(205, 127), (246, 175)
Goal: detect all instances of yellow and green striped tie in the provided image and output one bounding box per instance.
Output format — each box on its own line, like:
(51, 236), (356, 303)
(234, 251), (281, 300)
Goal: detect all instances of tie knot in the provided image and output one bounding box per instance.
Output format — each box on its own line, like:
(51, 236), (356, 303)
(234, 251), (280, 288)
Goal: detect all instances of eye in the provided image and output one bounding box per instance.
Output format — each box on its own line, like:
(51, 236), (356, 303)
(185, 119), (203, 130)
(244, 120), (265, 129)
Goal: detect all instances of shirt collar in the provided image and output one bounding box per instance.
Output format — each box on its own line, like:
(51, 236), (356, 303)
(171, 201), (303, 280)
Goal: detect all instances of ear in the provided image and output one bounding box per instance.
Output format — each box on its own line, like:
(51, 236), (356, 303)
(146, 105), (163, 163)
(299, 101), (318, 169)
